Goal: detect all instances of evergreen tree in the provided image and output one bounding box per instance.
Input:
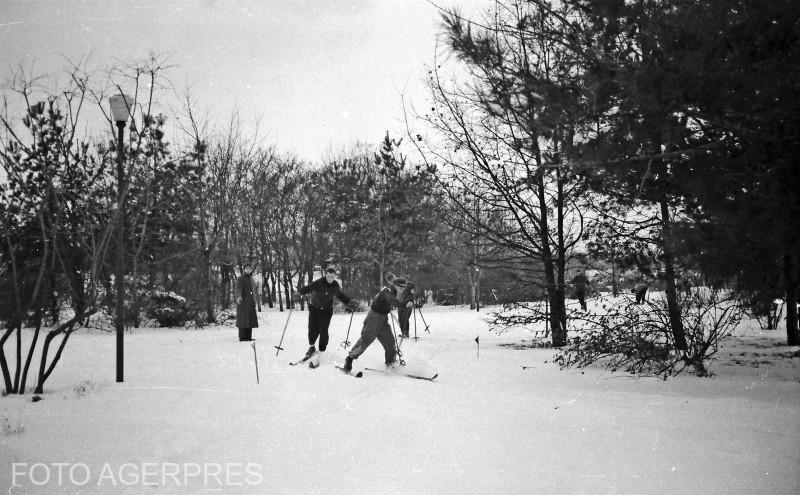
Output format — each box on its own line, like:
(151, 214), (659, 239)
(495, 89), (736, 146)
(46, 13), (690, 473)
(567, 0), (800, 345)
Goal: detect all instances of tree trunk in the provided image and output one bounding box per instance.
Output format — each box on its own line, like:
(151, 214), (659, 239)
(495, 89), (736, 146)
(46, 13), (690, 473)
(0, 324), (17, 394)
(536, 170), (567, 347)
(660, 198), (688, 351)
(784, 254), (800, 345)
(220, 262), (232, 310)
(34, 315), (85, 394)
(546, 267), (567, 347)
(265, 269), (275, 309)
(14, 319), (21, 392)
(202, 249), (215, 323)
(556, 165), (568, 333)
(19, 315), (42, 394)
(277, 268), (285, 311)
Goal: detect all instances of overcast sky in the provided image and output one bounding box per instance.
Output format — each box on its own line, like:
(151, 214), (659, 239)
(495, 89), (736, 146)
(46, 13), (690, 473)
(0, 0), (484, 162)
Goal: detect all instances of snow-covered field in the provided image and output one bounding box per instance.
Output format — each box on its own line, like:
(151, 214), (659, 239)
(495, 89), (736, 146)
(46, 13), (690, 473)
(1, 301), (799, 494)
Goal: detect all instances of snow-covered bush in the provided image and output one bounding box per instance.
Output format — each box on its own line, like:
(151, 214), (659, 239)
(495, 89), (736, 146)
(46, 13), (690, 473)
(554, 289), (743, 377)
(145, 290), (196, 327)
(553, 297), (676, 376)
(679, 288), (744, 375)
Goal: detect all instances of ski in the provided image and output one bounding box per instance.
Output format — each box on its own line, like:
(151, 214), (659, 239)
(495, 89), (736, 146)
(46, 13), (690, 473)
(334, 365), (363, 378)
(289, 352), (317, 366)
(363, 367), (438, 381)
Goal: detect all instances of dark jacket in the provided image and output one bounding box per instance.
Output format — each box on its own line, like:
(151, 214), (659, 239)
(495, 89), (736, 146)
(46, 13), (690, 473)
(370, 285), (403, 315)
(397, 282), (418, 305)
(298, 277), (351, 310)
(570, 274), (589, 288)
(235, 274), (259, 328)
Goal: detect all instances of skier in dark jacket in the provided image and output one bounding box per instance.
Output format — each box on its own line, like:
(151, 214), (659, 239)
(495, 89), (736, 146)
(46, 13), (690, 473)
(296, 267), (351, 360)
(235, 261), (259, 341)
(395, 275), (418, 338)
(343, 272), (412, 372)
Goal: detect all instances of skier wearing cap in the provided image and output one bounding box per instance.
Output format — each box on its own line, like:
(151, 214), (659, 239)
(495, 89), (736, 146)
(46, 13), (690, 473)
(295, 267), (352, 361)
(343, 272), (412, 372)
(395, 275), (418, 338)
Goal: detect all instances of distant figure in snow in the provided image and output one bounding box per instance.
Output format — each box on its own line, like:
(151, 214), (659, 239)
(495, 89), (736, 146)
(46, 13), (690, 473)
(569, 271), (590, 311)
(343, 272), (412, 373)
(679, 277), (691, 296)
(294, 266), (352, 362)
(235, 261), (259, 341)
(634, 279), (649, 304)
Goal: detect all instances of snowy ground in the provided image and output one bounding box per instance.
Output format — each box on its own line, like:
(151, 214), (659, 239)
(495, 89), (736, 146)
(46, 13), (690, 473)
(1, 299), (799, 494)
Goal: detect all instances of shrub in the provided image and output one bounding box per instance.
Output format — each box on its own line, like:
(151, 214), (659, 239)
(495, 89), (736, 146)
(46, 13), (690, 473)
(145, 290), (196, 327)
(554, 288), (743, 377)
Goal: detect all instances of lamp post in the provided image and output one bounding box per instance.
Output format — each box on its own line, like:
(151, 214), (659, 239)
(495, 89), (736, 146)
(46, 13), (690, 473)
(109, 94), (131, 383)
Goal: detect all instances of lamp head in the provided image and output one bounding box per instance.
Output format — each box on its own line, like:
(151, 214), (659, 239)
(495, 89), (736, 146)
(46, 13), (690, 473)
(109, 94), (133, 124)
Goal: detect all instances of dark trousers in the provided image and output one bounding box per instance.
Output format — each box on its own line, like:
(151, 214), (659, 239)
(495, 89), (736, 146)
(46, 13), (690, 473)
(348, 310), (397, 365)
(575, 288), (587, 310)
(308, 305), (334, 351)
(238, 328), (252, 341)
(635, 288), (647, 304)
(397, 306), (412, 336)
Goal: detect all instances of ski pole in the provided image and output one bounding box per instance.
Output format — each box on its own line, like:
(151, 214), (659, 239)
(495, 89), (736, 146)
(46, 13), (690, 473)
(275, 308), (293, 356)
(389, 312), (405, 365)
(416, 306), (431, 333)
(251, 340), (260, 384)
(341, 311), (354, 348)
(413, 305), (418, 341)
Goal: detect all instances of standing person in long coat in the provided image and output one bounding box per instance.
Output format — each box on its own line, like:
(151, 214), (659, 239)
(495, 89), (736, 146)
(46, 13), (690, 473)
(235, 261), (259, 341)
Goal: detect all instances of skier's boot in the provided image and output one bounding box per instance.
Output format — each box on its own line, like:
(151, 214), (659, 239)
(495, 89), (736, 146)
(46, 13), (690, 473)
(309, 351), (324, 368)
(343, 356), (353, 372)
(304, 345), (317, 360)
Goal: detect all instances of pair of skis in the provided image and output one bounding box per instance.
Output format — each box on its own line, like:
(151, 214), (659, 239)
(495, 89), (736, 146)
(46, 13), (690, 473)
(289, 352), (437, 381)
(334, 364), (437, 381)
